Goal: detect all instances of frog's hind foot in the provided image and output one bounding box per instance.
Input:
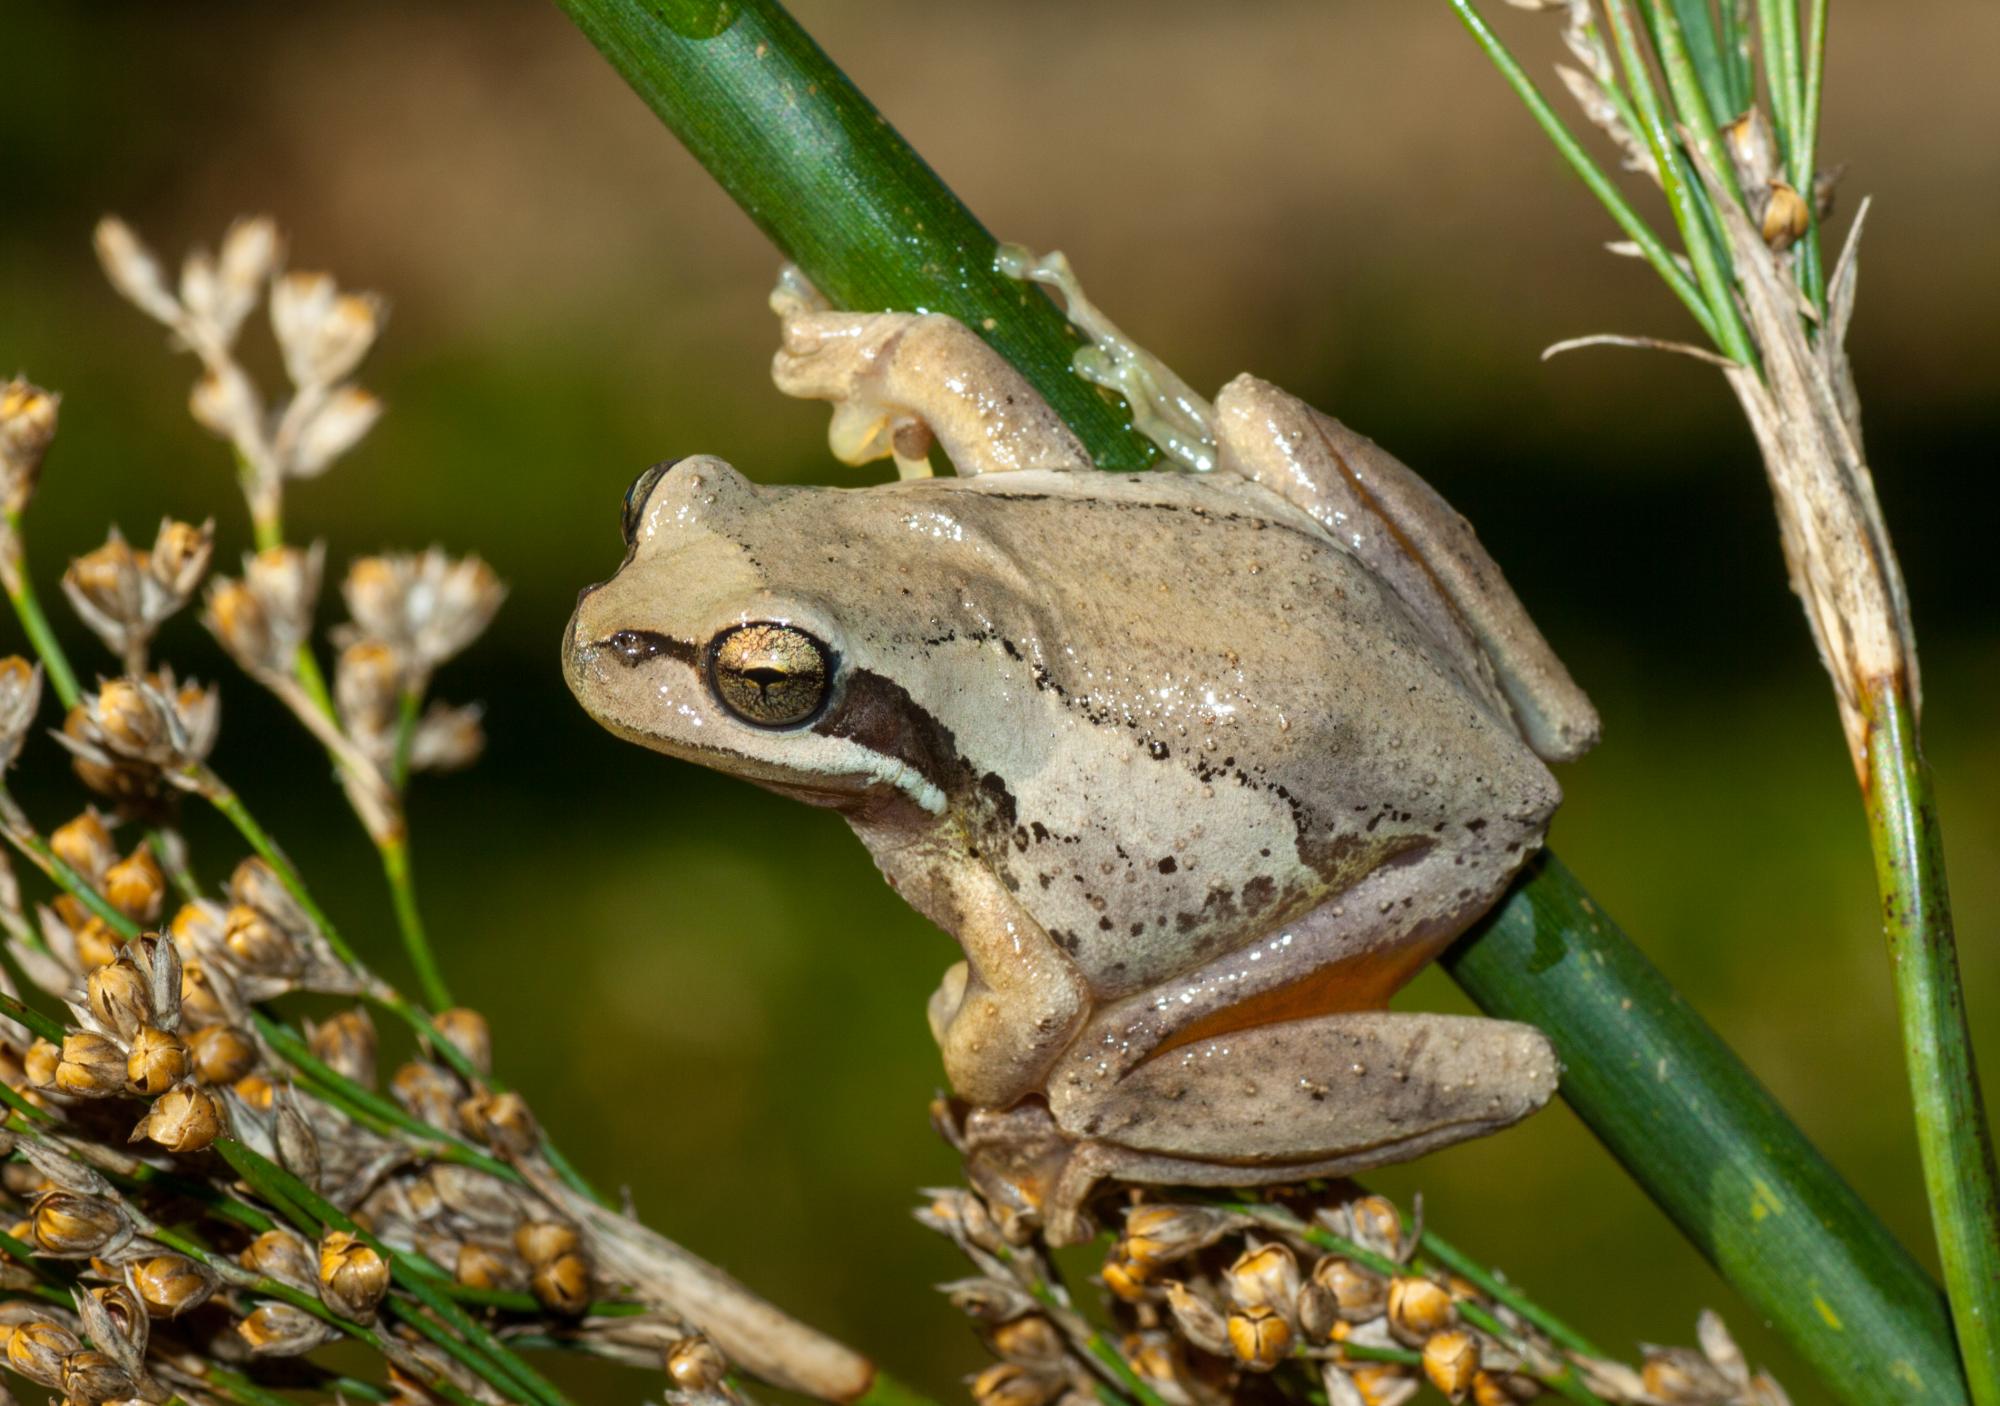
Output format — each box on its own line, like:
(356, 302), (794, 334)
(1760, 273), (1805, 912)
(767, 264), (1093, 479)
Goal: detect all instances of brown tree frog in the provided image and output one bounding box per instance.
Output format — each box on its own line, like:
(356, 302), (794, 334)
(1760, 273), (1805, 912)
(563, 260), (1598, 1242)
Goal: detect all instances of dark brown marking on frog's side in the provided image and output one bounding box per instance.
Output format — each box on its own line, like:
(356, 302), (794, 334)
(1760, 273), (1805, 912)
(812, 667), (965, 798)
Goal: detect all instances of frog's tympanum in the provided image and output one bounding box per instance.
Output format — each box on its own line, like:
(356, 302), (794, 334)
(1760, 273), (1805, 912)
(564, 270), (1599, 1242)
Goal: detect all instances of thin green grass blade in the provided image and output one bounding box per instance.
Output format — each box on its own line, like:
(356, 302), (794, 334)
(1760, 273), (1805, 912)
(1666, 0), (1734, 118)
(553, 2), (1967, 1399)
(1715, 0), (1755, 113)
(1794, 0), (1830, 311)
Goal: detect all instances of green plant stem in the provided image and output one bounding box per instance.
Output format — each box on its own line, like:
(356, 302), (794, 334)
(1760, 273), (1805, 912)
(553, 0), (1155, 470)
(1794, 0), (1830, 311)
(194, 771), (361, 965)
(381, 833), (452, 1009)
(0, 992), (66, 1045)
(1861, 678), (2000, 1406)
(1416, 1225), (1609, 1362)
(1446, 853), (1968, 1406)
(1647, 0), (1746, 214)
(1443, 0), (1719, 343)
(4, 510), (81, 707)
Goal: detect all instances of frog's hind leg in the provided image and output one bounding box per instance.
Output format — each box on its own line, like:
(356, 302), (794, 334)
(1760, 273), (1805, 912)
(768, 267), (1093, 479)
(1213, 374), (1599, 763)
(1024, 1011), (1557, 1242)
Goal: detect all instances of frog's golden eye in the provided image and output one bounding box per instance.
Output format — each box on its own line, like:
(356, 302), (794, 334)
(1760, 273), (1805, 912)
(706, 623), (833, 728)
(620, 462), (674, 547)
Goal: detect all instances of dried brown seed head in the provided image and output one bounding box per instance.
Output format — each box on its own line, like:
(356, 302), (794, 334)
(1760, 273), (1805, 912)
(6, 1318), (80, 1386)
(1350, 1362), (1418, 1405)
(1121, 1203), (1245, 1269)
(309, 1007), (378, 1088)
(514, 1220), (580, 1268)
(1099, 1252), (1149, 1303)
(125, 1024), (190, 1096)
(1642, 1345), (1736, 1402)
(50, 810), (116, 883)
(177, 954), (231, 1026)
(988, 1315), (1064, 1366)
(136, 1083), (225, 1153)
(335, 639), (402, 745)
(132, 1253), (217, 1317)
(1346, 1195), (1404, 1259)
(55, 1031), (129, 1099)
(104, 846), (166, 925)
(1761, 182), (1811, 252)
(665, 1335), (729, 1392)
(1227, 1304), (1291, 1371)
(238, 1301), (339, 1356)
(0, 655), (42, 769)
(0, 378), (60, 513)
(453, 1240), (520, 1292)
(408, 700), (486, 772)
(87, 956), (152, 1040)
(294, 386), (385, 476)
(460, 1089), (536, 1157)
(1312, 1255), (1388, 1325)
(1424, 1330), (1481, 1401)
(432, 1007), (491, 1075)
(150, 517), (215, 602)
(22, 1038), (59, 1090)
(1387, 1276), (1456, 1345)
(531, 1251), (592, 1316)
(241, 1228), (316, 1288)
(970, 1362), (1064, 1406)
(187, 1023), (259, 1085)
(271, 271), (385, 390)
(319, 1230), (391, 1321)
(341, 550), (505, 682)
(223, 903), (300, 977)
(30, 1190), (126, 1256)
(1471, 1369), (1542, 1405)
(390, 1059), (460, 1130)
(74, 915), (127, 972)
(233, 1072), (277, 1110)
(1160, 1280), (1231, 1357)
(1226, 1240), (1302, 1316)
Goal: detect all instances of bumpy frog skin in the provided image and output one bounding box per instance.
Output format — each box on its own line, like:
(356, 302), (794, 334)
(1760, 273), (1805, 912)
(564, 281), (1599, 1242)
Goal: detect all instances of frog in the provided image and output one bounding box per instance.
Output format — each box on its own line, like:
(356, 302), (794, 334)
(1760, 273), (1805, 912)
(562, 264), (1599, 1243)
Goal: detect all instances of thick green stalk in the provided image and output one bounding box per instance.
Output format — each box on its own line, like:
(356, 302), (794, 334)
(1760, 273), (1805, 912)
(554, 3), (1969, 1402)
(552, 0), (1155, 470)
(1445, 854), (1967, 1405)
(1861, 680), (2000, 1406)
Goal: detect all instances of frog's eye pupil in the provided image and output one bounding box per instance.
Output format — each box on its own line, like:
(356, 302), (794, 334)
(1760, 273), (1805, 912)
(620, 462), (674, 547)
(707, 623), (833, 728)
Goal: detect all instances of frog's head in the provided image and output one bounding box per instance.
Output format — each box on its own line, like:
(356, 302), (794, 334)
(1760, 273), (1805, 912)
(563, 456), (954, 815)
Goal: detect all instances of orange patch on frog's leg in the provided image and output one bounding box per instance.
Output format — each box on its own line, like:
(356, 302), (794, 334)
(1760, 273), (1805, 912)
(1146, 939), (1442, 1060)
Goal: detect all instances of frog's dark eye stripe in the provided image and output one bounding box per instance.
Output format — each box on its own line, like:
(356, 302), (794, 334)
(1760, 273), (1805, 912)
(706, 623), (833, 728)
(620, 461), (676, 547)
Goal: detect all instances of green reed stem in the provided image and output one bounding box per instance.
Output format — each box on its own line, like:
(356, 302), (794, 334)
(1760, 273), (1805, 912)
(1794, 0), (1830, 311)
(381, 833), (451, 1010)
(1861, 680), (2000, 1406)
(4, 510), (81, 707)
(1443, 0), (1719, 343)
(0, 992), (66, 1045)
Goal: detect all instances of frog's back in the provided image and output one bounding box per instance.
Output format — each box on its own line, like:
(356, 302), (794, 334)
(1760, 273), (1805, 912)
(785, 469), (1558, 999)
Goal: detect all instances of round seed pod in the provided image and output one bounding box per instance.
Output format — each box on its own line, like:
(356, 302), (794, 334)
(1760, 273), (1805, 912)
(187, 1023), (259, 1085)
(1226, 1305), (1291, 1371)
(126, 1025), (190, 1096)
(1424, 1329), (1481, 1401)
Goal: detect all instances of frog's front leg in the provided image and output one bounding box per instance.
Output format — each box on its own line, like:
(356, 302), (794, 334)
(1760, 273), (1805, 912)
(1004, 1012), (1557, 1243)
(770, 269), (1093, 479)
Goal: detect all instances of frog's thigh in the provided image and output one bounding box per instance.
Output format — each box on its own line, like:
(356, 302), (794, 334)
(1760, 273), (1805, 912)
(1047, 1011), (1557, 1168)
(770, 301), (1093, 477)
(1212, 374), (1597, 762)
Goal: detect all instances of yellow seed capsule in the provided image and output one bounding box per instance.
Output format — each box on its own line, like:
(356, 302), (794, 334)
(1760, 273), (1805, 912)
(104, 847), (166, 925)
(73, 915), (126, 972)
(1226, 1304), (1291, 1371)
(55, 1031), (128, 1098)
(1472, 1369), (1543, 1405)
(138, 1084), (225, 1153)
(1121, 1203), (1235, 1268)
(1424, 1329), (1481, 1400)
(310, 1008), (378, 1088)
(1386, 1275), (1456, 1344)
(989, 1314), (1065, 1366)
(185, 1023), (259, 1084)
(31, 1190), (124, 1255)
(133, 1253), (215, 1316)
(665, 1335), (729, 1392)
(1351, 1362), (1416, 1406)
(970, 1362), (1064, 1406)
(50, 811), (115, 882)
(126, 1024), (190, 1097)
(453, 1241), (518, 1291)
(23, 1038), (60, 1090)
(1226, 1240), (1301, 1314)
(1761, 181), (1811, 251)
(233, 1073), (277, 1110)
(87, 957), (152, 1040)
(1099, 1253), (1150, 1303)
(514, 1220), (580, 1268)
(1316, 1255), (1387, 1326)
(238, 1301), (333, 1355)
(390, 1059), (460, 1130)
(319, 1230), (392, 1321)
(1348, 1194), (1404, 1257)
(334, 639), (400, 738)
(6, 1318), (80, 1387)
(241, 1228), (315, 1286)
(532, 1251), (592, 1315)
(177, 955), (231, 1027)
(65, 1347), (139, 1403)
(223, 903), (298, 975)
(432, 1007), (492, 1075)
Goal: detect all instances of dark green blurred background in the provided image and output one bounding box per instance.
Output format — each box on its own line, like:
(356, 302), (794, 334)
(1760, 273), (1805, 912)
(3, 2), (1996, 1400)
